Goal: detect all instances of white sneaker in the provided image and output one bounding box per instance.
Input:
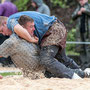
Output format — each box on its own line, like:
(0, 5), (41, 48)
(72, 73), (82, 79)
(84, 68), (90, 73)
(84, 68), (90, 78)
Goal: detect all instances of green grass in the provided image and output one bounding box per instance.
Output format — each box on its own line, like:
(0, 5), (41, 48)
(0, 72), (22, 77)
(66, 50), (80, 56)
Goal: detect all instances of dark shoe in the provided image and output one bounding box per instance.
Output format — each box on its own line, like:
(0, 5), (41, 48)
(44, 70), (56, 78)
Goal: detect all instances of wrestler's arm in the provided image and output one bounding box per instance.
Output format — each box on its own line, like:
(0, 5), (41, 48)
(14, 24), (38, 43)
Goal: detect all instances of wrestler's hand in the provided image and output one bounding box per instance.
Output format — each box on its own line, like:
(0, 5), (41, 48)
(32, 37), (39, 44)
(34, 36), (39, 40)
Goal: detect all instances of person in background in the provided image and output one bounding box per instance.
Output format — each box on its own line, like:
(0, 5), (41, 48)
(0, 0), (18, 66)
(72, 0), (90, 54)
(31, 0), (50, 16)
(0, 0), (18, 17)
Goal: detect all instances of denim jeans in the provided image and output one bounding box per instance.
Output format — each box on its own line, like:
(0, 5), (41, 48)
(40, 45), (74, 79)
(55, 49), (80, 69)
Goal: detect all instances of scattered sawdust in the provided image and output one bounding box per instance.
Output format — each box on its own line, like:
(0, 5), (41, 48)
(0, 67), (90, 90)
(0, 76), (90, 90)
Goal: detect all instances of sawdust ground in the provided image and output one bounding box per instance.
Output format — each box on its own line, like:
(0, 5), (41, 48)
(0, 67), (90, 90)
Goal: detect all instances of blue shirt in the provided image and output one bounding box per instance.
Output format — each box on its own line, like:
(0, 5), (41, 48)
(7, 11), (57, 43)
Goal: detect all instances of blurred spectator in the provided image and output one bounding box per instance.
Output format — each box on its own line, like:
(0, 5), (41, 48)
(0, 0), (18, 17)
(31, 0), (50, 16)
(72, 0), (90, 54)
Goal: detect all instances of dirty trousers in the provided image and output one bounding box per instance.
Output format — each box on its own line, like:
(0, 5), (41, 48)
(40, 45), (74, 79)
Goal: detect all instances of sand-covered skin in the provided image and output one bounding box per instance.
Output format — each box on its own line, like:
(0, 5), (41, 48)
(0, 67), (90, 90)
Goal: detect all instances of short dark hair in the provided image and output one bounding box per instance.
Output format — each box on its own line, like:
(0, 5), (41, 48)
(18, 15), (34, 25)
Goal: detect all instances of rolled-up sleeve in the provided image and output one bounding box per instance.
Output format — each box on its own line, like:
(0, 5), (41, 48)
(7, 18), (19, 32)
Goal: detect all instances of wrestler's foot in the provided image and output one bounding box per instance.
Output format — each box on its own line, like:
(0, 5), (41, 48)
(73, 68), (90, 78)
